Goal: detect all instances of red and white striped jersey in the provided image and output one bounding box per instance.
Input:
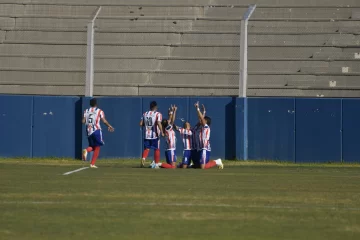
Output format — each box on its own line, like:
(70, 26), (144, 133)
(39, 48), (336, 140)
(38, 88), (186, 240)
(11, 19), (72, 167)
(199, 124), (211, 151)
(179, 128), (193, 150)
(84, 107), (104, 136)
(142, 111), (162, 139)
(164, 125), (176, 150)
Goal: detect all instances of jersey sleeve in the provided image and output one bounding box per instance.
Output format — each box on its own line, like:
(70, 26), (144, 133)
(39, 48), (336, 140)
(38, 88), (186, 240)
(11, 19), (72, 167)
(100, 110), (105, 119)
(157, 112), (163, 122)
(83, 110), (86, 118)
(203, 124), (209, 129)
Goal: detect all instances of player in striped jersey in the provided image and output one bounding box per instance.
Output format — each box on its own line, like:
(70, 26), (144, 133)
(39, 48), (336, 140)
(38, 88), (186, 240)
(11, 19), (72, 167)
(175, 122), (193, 168)
(82, 98), (114, 168)
(194, 101), (224, 170)
(155, 105), (178, 169)
(140, 101), (163, 168)
(190, 104), (206, 168)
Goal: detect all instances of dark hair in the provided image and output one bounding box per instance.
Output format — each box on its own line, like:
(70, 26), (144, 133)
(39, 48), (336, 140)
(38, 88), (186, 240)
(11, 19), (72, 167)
(90, 98), (97, 107)
(162, 119), (169, 129)
(150, 101), (157, 110)
(204, 116), (211, 126)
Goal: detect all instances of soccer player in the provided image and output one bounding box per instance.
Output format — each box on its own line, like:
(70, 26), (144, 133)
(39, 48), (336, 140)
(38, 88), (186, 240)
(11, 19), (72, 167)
(189, 104), (206, 168)
(194, 101), (224, 170)
(174, 120), (193, 169)
(155, 105), (177, 169)
(140, 101), (163, 168)
(82, 98), (114, 168)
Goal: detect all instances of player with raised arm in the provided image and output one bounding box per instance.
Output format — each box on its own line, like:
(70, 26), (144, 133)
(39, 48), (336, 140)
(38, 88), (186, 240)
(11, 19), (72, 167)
(173, 107), (195, 168)
(194, 101), (224, 170)
(189, 104), (206, 168)
(140, 101), (163, 168)
(82, 98), (114, 168)
(155, 105), (177, 169)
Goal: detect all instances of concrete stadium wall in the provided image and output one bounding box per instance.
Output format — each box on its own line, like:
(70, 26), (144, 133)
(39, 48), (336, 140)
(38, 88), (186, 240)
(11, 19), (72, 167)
(1, 95), (359, 163)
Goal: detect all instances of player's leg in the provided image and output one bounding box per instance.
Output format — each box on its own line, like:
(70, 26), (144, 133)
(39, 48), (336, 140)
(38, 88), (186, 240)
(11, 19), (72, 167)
(182, 150), (191, 169)
(90, 130), (104, 168)
(200, 150), (209, 169)
(154, 138), (160, 164)
(141, 139), (151, 167)
(82, 136), (95, 161)
(158, 150), (176, 169)
(193, 150), (201, 169)
(201, 150), (223, 169)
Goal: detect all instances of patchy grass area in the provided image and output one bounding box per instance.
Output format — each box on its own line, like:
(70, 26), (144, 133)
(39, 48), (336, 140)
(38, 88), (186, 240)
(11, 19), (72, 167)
(0, 159), (360, 240)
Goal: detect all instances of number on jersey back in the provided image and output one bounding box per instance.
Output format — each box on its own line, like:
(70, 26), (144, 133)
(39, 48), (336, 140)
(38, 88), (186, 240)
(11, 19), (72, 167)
(142, 111), (162, 139)
(84, 107), (104, 136)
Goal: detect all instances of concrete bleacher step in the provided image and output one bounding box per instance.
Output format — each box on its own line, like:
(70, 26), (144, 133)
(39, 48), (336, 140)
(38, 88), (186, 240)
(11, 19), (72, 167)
(1, 4), (358, 20)
(0, 16), (14, 29)
(4, 18), (359, 35)
(7, 31), (360, 47)
(313, 51), (360, 60)
(0, 71), (85, 85)
(248, 88), (360, 98)
(205, 7), (355, 19)
(2, 56), (354, 73)
(0, 43), (349, 60)
(1, 54), (359, 73)
(171, 46), (344, 59)
(249, 74), (360, 88)
(4, 0), (360, 7)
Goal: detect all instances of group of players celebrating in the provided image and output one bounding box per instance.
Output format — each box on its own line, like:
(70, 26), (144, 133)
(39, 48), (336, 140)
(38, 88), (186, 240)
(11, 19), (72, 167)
(81, 98), (223, 169)
(140, 101), (223, 169)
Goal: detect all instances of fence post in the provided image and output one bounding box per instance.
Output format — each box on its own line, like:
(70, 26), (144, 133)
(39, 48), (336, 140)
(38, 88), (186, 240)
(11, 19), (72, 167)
(85, 6), (101, 97)
(239, 5), (256, 160)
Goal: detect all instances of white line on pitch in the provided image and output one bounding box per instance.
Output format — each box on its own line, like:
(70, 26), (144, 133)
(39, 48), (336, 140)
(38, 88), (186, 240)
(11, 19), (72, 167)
(63, 167), (89, 175)
(1, 201), (360, 211)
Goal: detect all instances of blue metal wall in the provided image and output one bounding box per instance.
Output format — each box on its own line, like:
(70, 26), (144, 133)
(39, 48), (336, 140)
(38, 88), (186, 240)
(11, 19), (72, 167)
(295, 99), (342, 163)
(248, 98), (295, 161)
(1, 95), (360, 163)
(0, 95), (33, 157)
(342, 99), (360, 163)
(33, 96), (80, 158)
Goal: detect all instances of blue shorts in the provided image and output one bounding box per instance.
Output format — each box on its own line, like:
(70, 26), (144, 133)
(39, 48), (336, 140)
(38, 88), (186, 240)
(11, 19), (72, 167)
(88, 130), (104, 147)
(182, 150), (192, 165)
(199, 149), (210, 165)
(165, 150), (177, 164)
(144, 138), (160, 150)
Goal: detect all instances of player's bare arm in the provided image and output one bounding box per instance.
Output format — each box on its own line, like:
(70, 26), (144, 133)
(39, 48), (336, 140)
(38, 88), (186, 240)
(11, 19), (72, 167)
(195, 101), (206, 126)
(202, 104), (206, 116)
(139, 119), (144, 127)
(82, 117), (86, 124)
(157, 118), (164, 137)
(170, 104), (177, 125)
(101, 117), (115, 132)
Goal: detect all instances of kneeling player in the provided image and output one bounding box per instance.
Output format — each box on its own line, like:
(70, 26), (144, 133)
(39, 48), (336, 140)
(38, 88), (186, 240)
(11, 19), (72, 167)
(155, 105), (178, 169)
(194, 101), (223, 170)
(82, 98), (114, 168)
(174, 120), (193, 169)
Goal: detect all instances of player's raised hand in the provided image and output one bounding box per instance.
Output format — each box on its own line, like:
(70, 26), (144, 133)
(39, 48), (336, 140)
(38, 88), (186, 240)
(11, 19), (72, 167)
(202, 104), (206, 113)
(194, 101), (199, 108)
(173, 104), (178, 111)
(108, 126), (115, 132)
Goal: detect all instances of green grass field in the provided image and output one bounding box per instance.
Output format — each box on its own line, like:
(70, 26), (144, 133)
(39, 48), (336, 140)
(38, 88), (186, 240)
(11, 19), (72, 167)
(1, 159), (360, 240)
